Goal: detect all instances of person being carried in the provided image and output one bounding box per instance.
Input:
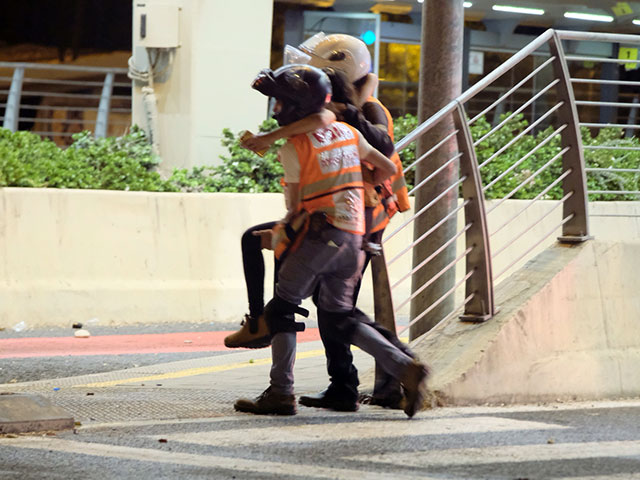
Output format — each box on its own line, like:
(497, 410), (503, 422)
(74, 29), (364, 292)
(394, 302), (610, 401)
(233, 64), (429, 418)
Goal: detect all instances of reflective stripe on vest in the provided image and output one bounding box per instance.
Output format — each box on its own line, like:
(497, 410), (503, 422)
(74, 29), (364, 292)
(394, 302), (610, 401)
(289, 122), (365, 235)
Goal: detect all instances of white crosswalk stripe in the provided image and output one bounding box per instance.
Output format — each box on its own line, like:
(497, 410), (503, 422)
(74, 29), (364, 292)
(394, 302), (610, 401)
(157, 415), (567, 447)
(0, 437), (436, 480)
(347, 440), (640, 467)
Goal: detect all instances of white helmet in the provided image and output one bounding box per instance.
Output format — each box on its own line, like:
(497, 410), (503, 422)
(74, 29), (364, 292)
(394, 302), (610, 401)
(289, 32), (372, 84)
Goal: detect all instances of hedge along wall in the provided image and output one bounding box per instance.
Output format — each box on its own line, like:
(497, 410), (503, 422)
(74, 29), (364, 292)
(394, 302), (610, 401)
(1, 187), (640, 329)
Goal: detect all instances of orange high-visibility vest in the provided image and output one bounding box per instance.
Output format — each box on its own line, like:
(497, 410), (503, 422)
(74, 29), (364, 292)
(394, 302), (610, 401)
(288, 122), (365, 235)
(367, 96), (411, 215)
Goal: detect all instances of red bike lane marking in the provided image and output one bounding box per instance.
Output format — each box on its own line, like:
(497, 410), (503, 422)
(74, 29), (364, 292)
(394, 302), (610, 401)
(0, 329), (321, 358)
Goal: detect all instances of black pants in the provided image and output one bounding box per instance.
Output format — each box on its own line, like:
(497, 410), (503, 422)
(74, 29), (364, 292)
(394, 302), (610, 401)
(241, 221), (279, 319)
(317, 228), (385, 402)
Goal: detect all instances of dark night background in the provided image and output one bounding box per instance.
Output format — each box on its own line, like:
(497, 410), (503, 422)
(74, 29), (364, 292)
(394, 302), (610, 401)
(0, 0), (132, 61)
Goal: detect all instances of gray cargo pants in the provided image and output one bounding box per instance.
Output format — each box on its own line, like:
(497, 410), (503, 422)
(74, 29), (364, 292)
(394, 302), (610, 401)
(270, 222), (413, 396)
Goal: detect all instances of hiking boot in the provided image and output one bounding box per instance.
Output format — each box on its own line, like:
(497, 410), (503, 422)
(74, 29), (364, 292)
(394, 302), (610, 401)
(224, 314), (271, 349)
(234, 387), (296, 416)
(400, 360), (430, 418)
(299, 388), (359, 412)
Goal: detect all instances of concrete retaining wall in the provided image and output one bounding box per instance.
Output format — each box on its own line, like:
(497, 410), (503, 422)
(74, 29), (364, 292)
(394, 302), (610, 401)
(1, 187), (639, 330)
(418, 240), (640, 405)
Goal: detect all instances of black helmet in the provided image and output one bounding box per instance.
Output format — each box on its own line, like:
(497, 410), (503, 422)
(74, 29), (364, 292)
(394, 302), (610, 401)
(251, 64), (332, 126)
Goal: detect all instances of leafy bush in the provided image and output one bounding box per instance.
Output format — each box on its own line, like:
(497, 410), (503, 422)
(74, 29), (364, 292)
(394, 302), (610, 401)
(0, 126), (175, 191)
(167, 118), (285, 193)
(392, 112), (640, 201)
(1, 115), (639, 200)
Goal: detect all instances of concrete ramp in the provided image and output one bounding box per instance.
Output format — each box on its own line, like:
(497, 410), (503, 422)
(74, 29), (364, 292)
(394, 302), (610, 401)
(413, 240), (640, 406)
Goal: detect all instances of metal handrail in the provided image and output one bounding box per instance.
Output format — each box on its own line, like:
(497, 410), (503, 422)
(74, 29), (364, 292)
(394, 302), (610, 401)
(1, 61), (131, 140)
(390, 28), (604, 337)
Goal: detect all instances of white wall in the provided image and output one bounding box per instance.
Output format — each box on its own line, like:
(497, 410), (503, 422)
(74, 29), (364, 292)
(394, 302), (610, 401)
(1, 188), (640, 330)
(131, 0), (273, 174)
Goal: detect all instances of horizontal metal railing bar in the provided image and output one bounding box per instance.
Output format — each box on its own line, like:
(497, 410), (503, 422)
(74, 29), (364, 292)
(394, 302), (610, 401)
(17, 105), (100, 112)
(483, 123), (567, 192)
(0, 76), (132, 89)
(580, 122), (640, 130)
(576, 100), (640, 108)
(402, 270), (475, 329)
(486, 146), (570, 217)
(473, 79), (560, 147)
(489, 168), (572, 236)
(588, 190), (640, 195)
(584, 145), (640, 151)
(478, 100), (563, 169)
(571, 78), (640, 87)
(587, 167), (640, 173)
(383, 176), (467, 243)
(402, 130), (458, 175)
(0, 62), (127, 74)
(589, 213), (640, 218)
(0, 90), (131, 101)
(492, 192), (571, 258)
(395, 247), (474, 312)
(468, 56), (556, 125)
(590, 213), (640, 217)
(565, 55), (640, 65)
(2, 117), (130, 128)
(557, 30), (640, 44)
(493, 213), (575, 281)
(31, 131), (76, 137)
(398, 292), (475, 337)
(395, 30), (555, 152)
(388, 200), (470, 267)
(407, 153), (463, 196)
(391, 223), (472, 291)
(16, 117), (97, 125)
(14, 105), (132, 113)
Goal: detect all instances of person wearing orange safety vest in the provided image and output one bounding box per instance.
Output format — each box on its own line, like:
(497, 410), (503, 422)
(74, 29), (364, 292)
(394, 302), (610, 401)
(286, 33), (415, 412)
(233, 64), (429, 418)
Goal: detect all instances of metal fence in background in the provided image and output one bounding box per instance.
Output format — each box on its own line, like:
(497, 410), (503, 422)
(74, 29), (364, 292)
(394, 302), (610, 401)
(0, 62), (131, 144)
(387, 29), (640, 339)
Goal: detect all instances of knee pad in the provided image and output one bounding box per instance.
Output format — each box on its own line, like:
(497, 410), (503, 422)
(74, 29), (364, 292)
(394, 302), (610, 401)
(264, 295), (309, 335)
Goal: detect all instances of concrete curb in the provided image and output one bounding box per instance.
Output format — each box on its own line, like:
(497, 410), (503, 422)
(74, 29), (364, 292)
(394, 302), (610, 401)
(0, 393), (74, 434)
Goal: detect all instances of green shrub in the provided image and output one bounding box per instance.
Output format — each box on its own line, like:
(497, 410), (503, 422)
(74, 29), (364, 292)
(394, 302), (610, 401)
(392, 112), (640, 201)
(0, 126), (174, 191)
(1, 115), (639, 200)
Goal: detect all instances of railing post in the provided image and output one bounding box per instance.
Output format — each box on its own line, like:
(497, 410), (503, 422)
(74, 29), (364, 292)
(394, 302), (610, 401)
(453, 102), (495, 322)
(3, 67), (24, 132)
(95, 72), (115, 138)
(548, 31), (591, 242)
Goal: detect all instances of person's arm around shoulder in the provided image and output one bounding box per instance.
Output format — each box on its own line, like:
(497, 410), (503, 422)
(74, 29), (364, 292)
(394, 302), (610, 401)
(355, 131), (396, 185)
(242, 109), (336, 153)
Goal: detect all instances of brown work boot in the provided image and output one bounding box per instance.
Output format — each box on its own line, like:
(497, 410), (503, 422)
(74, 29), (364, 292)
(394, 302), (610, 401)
(224, 314), (271, 349)
(400, 360), (430, 418)
(234, 387), (296, 416)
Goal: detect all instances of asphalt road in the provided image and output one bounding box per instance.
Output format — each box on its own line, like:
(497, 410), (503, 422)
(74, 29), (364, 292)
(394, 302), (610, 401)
(0, 322), (240, 384)
(2, 401), (640, 479)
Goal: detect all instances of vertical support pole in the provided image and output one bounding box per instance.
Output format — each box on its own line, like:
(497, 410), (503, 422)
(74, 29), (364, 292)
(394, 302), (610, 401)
(548, 32), (590, 242)
(410, 0), (464, 340)
(95, 72), (115, 138)
(453, 102), (495, 322)
(3, 67), (24, 132)
(373, 14), (381, 98)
